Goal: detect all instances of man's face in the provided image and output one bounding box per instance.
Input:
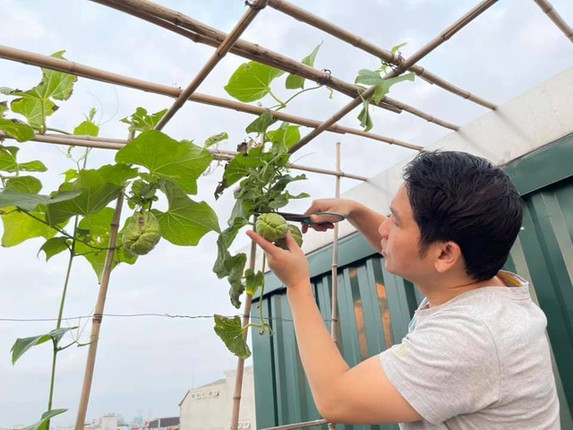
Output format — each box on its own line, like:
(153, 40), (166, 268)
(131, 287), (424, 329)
(378, 185), (434, 282)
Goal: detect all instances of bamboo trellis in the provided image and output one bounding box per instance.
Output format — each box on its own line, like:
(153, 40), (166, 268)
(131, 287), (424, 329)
(1, 0), (572, 429)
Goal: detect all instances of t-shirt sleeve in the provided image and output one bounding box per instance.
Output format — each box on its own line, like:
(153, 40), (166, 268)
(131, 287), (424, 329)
(380, 311), (501, 424)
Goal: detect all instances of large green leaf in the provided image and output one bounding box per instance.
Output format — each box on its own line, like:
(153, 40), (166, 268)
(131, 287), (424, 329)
(115, 130), (212, 195)
(0, 190), (80, 211)
(153, 181), (220, 246)
(0, 118), (35, 142)
(285, 43), (322, 89)
(267, 124), (301, 151)
(0, 146), (47, 173)
(45, 165), (135, 225)
(355, 71), (415, 105)
(224, 62), (285, 102)
(11, 327), (76, 364)
(38, 237), (70, 261)
(245, 111), (277, 134)
(9, 51), (76, 129)
(75, 207), (138, 282)
(5, 176), (42, 193)
(221, 146), (266, 189)
(1, 206), (58, 247)
(22, 409), (68, 430)
(214, 314), (251, 359)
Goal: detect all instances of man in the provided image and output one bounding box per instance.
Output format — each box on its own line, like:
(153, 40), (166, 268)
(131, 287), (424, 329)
(247, 151), (560, 429)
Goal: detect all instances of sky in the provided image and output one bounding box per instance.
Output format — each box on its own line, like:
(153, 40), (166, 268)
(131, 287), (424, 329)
(0, 0), (572, 427)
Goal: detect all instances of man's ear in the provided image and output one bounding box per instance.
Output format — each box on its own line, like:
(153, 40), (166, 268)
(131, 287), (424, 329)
(434, 241), (462, 273)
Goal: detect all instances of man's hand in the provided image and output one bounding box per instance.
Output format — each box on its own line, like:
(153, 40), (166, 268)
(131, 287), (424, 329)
(246, 230), (310, 290)
(302, 198), (356, 233)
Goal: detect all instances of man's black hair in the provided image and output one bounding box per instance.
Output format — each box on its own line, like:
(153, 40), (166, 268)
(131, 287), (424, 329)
(403, 151), (523, 281)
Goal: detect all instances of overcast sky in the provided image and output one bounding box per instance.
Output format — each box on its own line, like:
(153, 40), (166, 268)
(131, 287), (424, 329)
(1, 0), (572, 427)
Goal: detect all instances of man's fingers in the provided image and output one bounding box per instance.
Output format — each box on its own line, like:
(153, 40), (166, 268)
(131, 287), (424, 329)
(246, 230), (278, 256)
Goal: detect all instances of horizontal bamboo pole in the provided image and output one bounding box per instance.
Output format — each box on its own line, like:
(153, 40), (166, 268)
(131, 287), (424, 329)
(0, 45), (421, 151)
(0, 132), (369, 181)
(533, 0), (573, 43)
(89, 0), (461, 130)
(290, 0), (497, 153)
(156, 0), (269, 130)
(267, 0), (497, 110)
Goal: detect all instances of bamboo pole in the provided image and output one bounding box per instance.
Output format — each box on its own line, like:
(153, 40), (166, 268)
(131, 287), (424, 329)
(74, 187), (126, 430)
(289, 0), (497, 153)
(0, 45), (422, 151)
(89, 0), (462, 130)
(230, 239), (258, 430)
(267, 0), (497, 110)
(533, 0), (573, 43)
(0, 132), (369, 181)
(326, 142), (343, 430)
(155, 0), (269, 130)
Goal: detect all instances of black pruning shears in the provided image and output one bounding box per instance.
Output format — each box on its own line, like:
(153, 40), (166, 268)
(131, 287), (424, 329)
(272, 211), (346, 226)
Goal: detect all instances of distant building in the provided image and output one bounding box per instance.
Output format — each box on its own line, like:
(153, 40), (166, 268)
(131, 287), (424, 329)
(145, 417), (179, 430)
(179, 366), (256, 430)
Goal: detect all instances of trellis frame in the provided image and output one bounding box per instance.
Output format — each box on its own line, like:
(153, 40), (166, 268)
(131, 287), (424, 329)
(1, 0), (572, 429)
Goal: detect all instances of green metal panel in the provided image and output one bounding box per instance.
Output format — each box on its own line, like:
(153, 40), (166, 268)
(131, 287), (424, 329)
(252, 135), (573, 428)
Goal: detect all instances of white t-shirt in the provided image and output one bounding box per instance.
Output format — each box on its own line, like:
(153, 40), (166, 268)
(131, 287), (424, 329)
(380, 271), (560, 429)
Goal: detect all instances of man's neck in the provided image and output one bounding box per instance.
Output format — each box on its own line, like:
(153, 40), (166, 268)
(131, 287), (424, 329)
(417, 275), (507, 308)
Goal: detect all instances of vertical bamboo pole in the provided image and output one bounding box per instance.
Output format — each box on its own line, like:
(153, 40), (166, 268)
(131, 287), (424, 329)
(327, 142), (342, 430)
(230, 238), (258, 430)
(74, 193), (125, 430)
(74, 131), (132, 430)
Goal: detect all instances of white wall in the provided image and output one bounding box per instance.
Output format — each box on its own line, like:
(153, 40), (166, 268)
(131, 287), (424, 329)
(298, 66), (573, 255)
(179, 366), (256, 430)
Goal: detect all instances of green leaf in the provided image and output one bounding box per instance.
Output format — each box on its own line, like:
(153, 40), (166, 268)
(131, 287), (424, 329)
(10, 95), (55, 130)
(152, 181), (220, 246)
(1, 207), (58, 247)
(38, 237), (70, 261)
(214, 314), (251, 359)
(224, 62), (285, 102)
(37, 51), (77, 101)
(9, 51), (76, 129)
(11, 327), (76, 364)
(120, 107), (168, 132)
(74, 120), (99, 137)
(245, 111), (278, 134)
(245, 269), (264, 296)
(357, 99), (373, 132)
(0, 145), (18, 172)
(76, 207), (137, 281)
(0, 117), (35, 142)
(391, 42), (408, 55)
(45, 165), (133, 225)
(0, 190), (80, 211)
(286, 43), (322, 89)
(22, 409), (68, 430)
(222, 147), (265, 188)
(355, 69), (384, 86)
(267, 124), (301, 150)
(204, 132), (228, 148)
(372, 73), (415, 105)
(115, 130), (212, 195)
(0, 146), (46, 172)
(4, 176), (42, 193)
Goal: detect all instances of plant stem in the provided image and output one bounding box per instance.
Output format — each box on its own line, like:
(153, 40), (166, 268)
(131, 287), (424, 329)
(267, 88), (286, 109)
(282, 85), (322, 107)
(46, 216), (78, 426)
(45, 127), (72, 135)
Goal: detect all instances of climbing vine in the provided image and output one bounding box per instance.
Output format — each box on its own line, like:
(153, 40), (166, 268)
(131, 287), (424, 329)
(0, 42), (413, 428)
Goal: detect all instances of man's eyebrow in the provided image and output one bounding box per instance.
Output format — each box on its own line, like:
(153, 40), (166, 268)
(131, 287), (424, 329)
(390, 206), (401, 223)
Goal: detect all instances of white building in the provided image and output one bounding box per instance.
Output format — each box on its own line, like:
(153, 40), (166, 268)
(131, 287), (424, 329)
(179, 366), (256, 430)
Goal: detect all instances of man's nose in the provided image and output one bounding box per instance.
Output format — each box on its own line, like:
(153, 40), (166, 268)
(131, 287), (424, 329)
(379, 217), (390, 238)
